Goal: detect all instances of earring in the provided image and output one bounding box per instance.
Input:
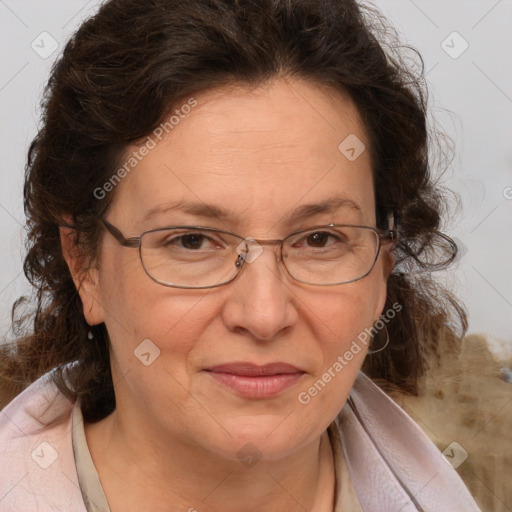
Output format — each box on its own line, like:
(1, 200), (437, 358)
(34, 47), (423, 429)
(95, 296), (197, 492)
(87, 326), (94, 340)
(367, 324), (390, 355)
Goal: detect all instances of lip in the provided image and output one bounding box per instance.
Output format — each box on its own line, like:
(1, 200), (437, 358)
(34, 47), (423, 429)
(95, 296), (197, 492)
(204, 362), (305, 398)
(206, 362), (303, 376)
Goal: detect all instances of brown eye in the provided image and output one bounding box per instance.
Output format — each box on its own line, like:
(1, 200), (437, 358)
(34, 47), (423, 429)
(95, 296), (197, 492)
(161, 232), (216, 251)
(176, 234), (206, 250)
(306, 232), (333, 248)
(293, 230), (348, 250)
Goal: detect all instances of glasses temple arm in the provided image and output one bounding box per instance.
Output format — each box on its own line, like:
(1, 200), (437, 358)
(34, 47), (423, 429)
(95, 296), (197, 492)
(101, 218), (141, 248)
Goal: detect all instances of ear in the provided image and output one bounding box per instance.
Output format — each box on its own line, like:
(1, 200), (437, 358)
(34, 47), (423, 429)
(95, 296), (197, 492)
(382, 242), (396, 280)
(374, 242), (395, 321)
(59, 216), (105, 326)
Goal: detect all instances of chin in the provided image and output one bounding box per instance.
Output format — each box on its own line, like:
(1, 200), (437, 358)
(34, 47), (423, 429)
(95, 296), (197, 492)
(210, 417), (314, 463)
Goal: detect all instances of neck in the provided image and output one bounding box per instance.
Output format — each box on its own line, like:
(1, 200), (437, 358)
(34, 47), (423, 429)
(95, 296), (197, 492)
(84, 409), (335, 512)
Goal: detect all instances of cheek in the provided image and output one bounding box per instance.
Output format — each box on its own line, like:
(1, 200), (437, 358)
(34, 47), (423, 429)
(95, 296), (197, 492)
(316, 290), (377, 376)
(312, 268), (387, 345)
(97, 249), (212, 366)
(296, 277), (387, 422)
(308, 269), (387, 372)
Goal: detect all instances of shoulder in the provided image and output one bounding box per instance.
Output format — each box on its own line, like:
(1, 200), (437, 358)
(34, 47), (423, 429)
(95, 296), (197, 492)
(0, 370), (86, 511)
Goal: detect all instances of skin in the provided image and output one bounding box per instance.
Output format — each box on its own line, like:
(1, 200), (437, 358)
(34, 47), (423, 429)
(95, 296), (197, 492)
(61, 76), (392, 512)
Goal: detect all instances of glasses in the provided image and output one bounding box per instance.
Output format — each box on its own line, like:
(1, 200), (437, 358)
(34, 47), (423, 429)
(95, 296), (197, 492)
(101, 218), (396, 289)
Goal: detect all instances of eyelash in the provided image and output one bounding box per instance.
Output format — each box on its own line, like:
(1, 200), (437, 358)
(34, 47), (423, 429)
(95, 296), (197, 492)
(162, 229), (348, 250)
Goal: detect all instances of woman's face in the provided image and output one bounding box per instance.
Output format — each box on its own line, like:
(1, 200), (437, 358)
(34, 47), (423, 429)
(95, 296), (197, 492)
(80, 77), (390, 462)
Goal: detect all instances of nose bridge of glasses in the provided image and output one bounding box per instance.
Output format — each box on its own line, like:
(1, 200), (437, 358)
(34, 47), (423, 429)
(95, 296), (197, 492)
(235, 237), (284, 265)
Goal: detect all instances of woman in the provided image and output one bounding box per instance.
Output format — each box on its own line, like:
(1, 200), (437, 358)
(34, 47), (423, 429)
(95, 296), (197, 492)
(0, 0), (482, 510)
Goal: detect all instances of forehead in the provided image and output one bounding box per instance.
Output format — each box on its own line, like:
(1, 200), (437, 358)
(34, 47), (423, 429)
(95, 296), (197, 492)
(111, 77), (375, 232)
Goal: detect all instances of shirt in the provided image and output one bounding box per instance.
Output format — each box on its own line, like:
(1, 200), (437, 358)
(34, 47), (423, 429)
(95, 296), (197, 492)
(0, 368), (481, 511)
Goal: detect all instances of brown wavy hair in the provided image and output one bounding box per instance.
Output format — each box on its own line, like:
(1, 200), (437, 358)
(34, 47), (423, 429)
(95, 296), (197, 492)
(1, 0), (466, 423)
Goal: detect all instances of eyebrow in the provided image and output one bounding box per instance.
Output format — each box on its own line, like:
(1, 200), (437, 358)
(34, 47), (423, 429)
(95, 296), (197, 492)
(141, 195), (362, 226)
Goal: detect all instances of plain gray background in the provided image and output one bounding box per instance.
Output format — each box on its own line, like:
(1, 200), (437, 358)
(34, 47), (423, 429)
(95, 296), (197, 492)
(1, 0), (511, 356)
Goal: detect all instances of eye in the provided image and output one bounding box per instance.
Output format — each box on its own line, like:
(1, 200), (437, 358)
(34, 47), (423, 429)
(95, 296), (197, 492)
(292, 230), (348, 249)
(304, 231), (340, 248)
(162, 231), (221, 251)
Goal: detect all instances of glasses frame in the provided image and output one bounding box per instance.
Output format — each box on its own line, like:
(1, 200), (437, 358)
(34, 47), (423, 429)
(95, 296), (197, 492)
(101, 218), (396, 289)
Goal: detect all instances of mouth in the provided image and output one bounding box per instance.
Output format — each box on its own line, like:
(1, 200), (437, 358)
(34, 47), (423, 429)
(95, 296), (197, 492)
(204, 362), (305, 398)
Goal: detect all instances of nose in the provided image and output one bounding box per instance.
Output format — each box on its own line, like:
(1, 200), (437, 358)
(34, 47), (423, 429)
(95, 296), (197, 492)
(220, 243), (298, 341)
